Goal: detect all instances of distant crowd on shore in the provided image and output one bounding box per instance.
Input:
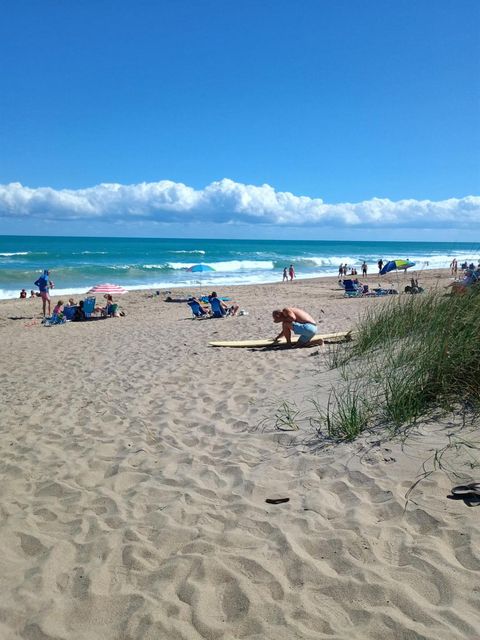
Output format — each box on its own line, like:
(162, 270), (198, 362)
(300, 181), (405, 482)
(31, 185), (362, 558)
(18, 269), (124, 322)
(338, 260), (377, 278)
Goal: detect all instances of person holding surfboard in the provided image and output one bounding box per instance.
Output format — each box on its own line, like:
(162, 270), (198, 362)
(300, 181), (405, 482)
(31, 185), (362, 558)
(272, 307), (319, 348)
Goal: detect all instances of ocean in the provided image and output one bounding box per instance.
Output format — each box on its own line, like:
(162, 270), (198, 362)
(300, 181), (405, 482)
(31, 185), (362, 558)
(1, 235), (479, 300)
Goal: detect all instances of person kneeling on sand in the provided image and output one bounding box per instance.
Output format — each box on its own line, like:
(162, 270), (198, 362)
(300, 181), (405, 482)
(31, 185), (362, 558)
(272, 307), (320, 347)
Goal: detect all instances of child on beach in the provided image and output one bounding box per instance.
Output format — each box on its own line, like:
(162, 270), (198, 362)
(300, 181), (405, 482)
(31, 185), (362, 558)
(52, 300), (64, 318)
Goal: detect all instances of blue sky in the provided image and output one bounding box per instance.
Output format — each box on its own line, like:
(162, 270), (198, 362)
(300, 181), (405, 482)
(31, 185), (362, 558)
(0, 0), (479, 239)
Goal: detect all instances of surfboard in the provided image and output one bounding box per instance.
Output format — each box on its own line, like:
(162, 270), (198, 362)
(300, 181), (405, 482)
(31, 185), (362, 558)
(209, 331), (353, 348)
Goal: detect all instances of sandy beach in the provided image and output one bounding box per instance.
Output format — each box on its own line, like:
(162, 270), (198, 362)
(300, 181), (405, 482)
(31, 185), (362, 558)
(1, 268), (479, 640)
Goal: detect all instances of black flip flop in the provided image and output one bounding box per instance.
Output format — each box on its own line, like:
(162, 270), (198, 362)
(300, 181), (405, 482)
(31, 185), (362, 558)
(451, 482), (480, 496)
(464, 495), (480, 507)
(265, 498), (290, 505)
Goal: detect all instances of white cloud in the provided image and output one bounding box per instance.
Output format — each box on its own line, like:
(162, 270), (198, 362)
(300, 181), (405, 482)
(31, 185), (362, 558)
(0, 179), (478, 228)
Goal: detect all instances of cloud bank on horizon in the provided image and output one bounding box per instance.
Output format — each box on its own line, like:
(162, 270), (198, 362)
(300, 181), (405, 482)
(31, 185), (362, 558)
(1, 179), (478, 228)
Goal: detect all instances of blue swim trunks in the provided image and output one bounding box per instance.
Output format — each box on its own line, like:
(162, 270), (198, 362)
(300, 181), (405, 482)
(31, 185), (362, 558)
(292, 322), (317, 344)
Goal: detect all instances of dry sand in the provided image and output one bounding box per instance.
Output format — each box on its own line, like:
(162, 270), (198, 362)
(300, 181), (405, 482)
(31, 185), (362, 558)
(1, 269), (479, 640)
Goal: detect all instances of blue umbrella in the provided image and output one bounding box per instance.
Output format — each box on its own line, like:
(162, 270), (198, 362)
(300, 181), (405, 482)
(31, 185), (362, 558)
(188, 264), (215, 273)
(380, 259), (415, 275)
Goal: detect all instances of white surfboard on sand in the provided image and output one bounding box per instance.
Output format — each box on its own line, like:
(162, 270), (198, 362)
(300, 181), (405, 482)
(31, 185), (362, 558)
(209, 331), (353, 348)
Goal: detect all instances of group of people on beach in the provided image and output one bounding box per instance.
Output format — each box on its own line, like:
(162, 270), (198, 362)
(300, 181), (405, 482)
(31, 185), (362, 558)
(41, 295), (120, 323)
(446, 260), (480, 295)
(338, 260), (391, 278)
(188, 290), (318, 347)
(282, 265), (295, 282)
(338, 264), (359, 277)
(26, 269), (123, 321)
(189, 292), (240, 318)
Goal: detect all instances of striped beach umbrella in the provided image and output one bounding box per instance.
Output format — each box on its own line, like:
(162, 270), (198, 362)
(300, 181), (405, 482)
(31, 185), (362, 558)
(86, 283), (128, 296)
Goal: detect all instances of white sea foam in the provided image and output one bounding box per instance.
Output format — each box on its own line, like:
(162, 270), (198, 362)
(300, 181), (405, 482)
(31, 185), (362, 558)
(0, 251), (29, 257)
(167, 260), (274, 271)
(305, 255), (359, 267)
(169, 250), (206, 255)
(0, 286), (92, 300)
(78, 251), (108, 255)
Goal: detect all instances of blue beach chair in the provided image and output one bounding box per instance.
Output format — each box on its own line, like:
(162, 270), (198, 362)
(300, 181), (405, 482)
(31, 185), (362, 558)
(83, 297), (96, 318)
(343, 280), (363, 298)
(63, 305), (77, 320)
(209, 296), (227, 317)
(187, 299), (209, 319)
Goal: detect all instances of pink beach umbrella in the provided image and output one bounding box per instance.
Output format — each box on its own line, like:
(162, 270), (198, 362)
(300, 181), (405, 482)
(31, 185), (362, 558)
(87, 283), (128, 296)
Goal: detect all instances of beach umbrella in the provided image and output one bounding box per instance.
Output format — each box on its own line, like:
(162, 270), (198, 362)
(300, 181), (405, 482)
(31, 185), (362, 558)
(380, 259), (415, 275)
(188, 264), (215, 273)
(86, 283), (128, 296)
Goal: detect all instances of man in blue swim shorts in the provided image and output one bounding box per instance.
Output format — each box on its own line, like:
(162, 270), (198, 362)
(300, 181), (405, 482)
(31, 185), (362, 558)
(272, 307), (320, 348)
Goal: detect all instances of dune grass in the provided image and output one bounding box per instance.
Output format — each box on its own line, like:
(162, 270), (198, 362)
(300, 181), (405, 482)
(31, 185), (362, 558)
(318, 287), (480, 441)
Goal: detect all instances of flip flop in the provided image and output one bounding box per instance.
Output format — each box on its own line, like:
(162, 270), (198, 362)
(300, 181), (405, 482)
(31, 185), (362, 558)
(265, 498), (290, 505)
(464, 495), (480, 507)
(451, 482), (480, 496)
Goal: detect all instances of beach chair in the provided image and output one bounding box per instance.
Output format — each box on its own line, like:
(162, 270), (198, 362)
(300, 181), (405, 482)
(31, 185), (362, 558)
(343, 280), (363, 298)
(209, 297), (227, 317)
(83, 297), (96, 318)
(187, 299), (209, 318)
(63, 305), (77, 320)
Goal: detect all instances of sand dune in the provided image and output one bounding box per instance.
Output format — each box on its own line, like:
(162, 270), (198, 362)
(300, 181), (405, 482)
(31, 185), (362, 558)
(1, 271), (479, 639)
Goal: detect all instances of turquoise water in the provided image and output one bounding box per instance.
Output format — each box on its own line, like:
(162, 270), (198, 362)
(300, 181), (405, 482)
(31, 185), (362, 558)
(1, 235), (479, 299)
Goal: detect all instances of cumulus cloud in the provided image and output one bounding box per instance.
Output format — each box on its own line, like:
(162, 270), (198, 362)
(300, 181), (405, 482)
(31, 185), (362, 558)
(0, 179), (478, 228)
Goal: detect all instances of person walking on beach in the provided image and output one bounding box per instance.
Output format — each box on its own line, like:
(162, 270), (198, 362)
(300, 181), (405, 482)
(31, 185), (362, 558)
(282, 267), (288, 282)
(34, 269), (54, 317)
(378, 259), (383, 274)
(288, 264), (295, 281)
(338, 263), (343, 278)
(362, 261), (368, 277)
(450, 258), (458, 276)
(272, 307), (319, 348)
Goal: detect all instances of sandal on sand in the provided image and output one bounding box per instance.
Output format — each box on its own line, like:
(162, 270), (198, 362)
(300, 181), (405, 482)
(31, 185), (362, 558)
(451, 482), (480, 496)
(464, 495), (480, 507)
(265, 498), (290, 505)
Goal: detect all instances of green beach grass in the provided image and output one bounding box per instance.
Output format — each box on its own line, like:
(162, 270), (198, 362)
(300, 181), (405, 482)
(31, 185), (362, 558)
(318, 287), (480, 441)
